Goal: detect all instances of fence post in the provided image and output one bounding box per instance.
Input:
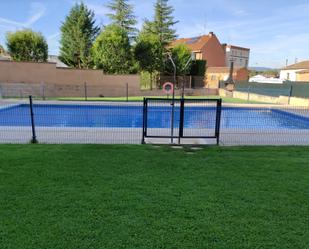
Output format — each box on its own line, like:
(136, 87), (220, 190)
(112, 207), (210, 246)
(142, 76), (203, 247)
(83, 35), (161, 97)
(215, 99), (222, 146)
(288, 85), (293, 105)
(84, 82), (88, 101)
(29, 96), (38, 144)
(41, 81), (45, 100)
(141, 98), (147, 144)
(126, 82), (129, 102)
(247, 85), (251, 102)
(178, 98), (185, 144)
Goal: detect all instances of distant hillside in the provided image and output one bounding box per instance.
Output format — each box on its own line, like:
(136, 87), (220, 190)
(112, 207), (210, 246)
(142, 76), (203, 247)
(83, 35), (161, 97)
(249, 67), (279, 72)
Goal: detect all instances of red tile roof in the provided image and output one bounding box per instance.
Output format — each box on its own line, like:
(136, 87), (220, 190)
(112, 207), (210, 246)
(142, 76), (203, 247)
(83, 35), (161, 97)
(296, 69), (309, 74)
(169, 34), (212, 51)
(283, 61), (309, 70)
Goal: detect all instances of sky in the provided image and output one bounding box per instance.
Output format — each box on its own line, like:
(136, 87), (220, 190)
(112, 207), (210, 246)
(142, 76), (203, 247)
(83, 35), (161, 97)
(0, 0), (309, 68)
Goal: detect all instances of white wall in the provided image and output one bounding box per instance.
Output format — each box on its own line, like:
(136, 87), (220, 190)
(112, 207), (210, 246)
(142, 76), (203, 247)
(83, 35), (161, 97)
(280, 69), (304, 81)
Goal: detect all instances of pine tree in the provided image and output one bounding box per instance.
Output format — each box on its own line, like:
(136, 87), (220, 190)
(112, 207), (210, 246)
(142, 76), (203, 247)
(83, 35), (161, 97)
(147, 0), (178, 46)
(106, 0), (137, 38)
(59, 2), (100, 69)
(141, 0), (178, 74)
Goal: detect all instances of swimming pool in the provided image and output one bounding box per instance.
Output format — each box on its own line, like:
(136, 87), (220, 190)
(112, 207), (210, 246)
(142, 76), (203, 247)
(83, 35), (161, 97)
(1, 104), (309, 130)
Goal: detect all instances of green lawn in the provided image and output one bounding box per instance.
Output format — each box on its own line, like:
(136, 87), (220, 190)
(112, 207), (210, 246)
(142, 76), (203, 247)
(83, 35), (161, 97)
(1, 145), (308, 249)
(58, 96), (266, 104)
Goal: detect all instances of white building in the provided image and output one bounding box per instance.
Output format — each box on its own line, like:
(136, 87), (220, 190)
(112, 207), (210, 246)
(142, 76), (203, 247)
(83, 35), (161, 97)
(47, 55), (68, 68)
(280, 61), (309, 81)
(249, 75), (283, 84)
(222, 44), (250, 68)
(0, 53), (68, 67)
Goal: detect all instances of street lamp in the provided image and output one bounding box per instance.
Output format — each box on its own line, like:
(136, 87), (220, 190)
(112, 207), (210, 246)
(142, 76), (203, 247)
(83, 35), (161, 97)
(166, 52), (196, 144)
(181, 52), (196, 99)
(167, 52), (176, 144)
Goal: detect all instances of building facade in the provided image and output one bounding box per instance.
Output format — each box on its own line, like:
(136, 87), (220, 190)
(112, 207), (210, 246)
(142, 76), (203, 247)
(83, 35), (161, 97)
(170, 32), (226, 67)
(280, 61), (309, 81)
(222, 44), (250, 68)
(205, 67), (249, 89)
(295, 70), (309, 81)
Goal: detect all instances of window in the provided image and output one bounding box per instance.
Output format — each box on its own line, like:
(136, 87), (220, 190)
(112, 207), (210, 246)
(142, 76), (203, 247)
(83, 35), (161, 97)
(211, 75), (217, 80)
(287, 73), (290, 80)
(195, 53), (202, 60)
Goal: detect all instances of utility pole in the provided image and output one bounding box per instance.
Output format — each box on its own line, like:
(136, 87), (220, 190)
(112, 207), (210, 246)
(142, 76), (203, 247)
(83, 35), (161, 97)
(181, 53), (196, 99)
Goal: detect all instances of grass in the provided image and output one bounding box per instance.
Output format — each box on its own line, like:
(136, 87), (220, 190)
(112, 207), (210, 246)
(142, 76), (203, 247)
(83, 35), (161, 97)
(0, 145), (308, 248)
(57, 96), (266, 104)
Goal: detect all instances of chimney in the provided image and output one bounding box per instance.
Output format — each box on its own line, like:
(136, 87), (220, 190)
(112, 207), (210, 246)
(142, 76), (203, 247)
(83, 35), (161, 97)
(209, 31), (214, 37)
(225, 61), (235, 91)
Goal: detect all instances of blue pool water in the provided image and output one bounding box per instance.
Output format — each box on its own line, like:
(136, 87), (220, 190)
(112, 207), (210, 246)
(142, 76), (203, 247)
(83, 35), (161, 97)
(1, 104), (309, 129)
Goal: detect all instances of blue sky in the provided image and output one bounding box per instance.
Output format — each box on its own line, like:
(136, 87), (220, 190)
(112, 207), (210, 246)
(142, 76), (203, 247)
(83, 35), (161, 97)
(1, 0), (309, 68)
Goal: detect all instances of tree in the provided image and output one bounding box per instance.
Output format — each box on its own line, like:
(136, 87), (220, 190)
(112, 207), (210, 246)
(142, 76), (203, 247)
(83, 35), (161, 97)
(92, 24), (133, 74)
(134, 32), (162, 73)
(6, 30), (48, 62)
(59, 2), (100, 69)
(141, 0), (178, 74)
(146, 0), (178, 46)
(134, 31), (163, 89)
(190, 60), (206, 76)
(106, 0), (137, 38)
(165, 44), (192, 78)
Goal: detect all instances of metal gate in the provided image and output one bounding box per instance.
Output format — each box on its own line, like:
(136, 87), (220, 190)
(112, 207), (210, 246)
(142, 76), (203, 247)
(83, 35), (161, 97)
(142, 98), (222, 145)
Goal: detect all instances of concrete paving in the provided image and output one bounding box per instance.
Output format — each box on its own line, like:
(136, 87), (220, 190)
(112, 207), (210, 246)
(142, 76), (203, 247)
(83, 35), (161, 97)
(1, 126), (309, 145)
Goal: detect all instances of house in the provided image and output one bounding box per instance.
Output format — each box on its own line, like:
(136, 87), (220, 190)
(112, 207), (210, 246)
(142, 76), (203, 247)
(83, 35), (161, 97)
(205, 67), (249, 89)
(0, 55), (11, 61)
(0, 45), (11, 61)
(222, 44), (250, 68)
(0, 51), (68, 67)
(47, 55), (68, 68)
(169, 32), (226, 67)
(294, 70), (309, 82)
(0, 45), (4, 55)
(280, 60), (309, 81)
(249, 75), (283, 84)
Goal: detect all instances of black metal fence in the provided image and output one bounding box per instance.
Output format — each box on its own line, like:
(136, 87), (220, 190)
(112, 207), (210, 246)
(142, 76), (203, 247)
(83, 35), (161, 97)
(0, 82), (132, 100)
(0, 97), (143, 144)
(1, 96), (309, 145)
(142, 98), (222, 145)
(0, 82), (217, 101)
(218, 105), (309, 145)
